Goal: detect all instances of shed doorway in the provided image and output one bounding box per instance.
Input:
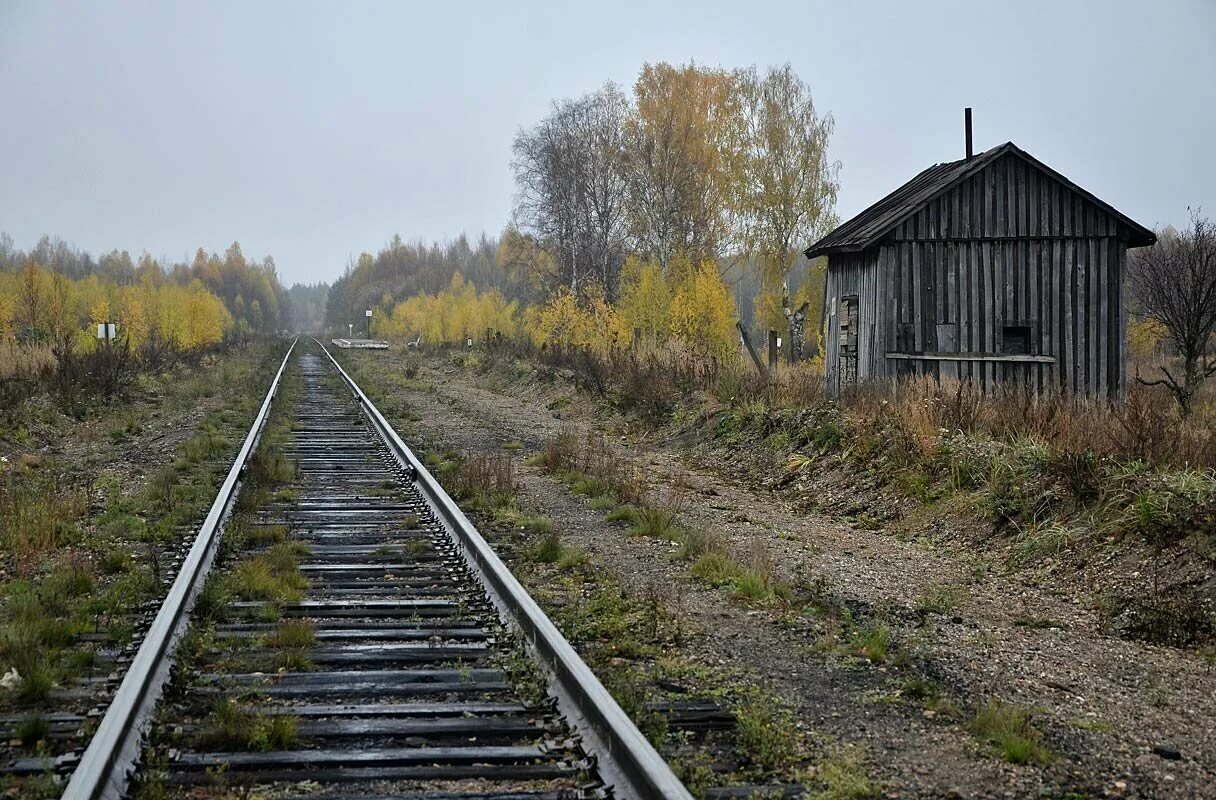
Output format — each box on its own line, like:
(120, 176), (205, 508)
(839, 295), (859, 386)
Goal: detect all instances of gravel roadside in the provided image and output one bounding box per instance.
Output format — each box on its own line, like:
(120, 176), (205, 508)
(341, 349), (1215, 800)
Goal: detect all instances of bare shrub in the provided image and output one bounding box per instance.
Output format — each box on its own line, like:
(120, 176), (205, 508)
(616, 355), (678, 421)
(1109, 386), (1180, 463)
(450, 454), (516, 507)
(45, 340), (137, 416)
(1129, 209), (1216, 415)
(773, 362), (827, 408)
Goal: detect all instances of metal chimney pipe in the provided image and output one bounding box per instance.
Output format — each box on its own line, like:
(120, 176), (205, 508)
(965, 107), (973, 160)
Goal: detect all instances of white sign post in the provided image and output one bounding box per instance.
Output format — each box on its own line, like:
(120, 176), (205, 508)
(365, 309), (373, 339)
(96, 322), (117, 344)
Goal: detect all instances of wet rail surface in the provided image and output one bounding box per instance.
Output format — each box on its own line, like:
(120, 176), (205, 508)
(140, 352), (605, 797)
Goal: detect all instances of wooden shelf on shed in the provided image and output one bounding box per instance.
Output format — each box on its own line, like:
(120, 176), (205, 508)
(885, 351), (1056, 364)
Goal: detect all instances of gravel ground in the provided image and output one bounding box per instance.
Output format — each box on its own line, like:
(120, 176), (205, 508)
(344, 350), (1215, 800)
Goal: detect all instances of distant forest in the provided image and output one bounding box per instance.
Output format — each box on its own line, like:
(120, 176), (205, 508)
(323, 232), (821, 342)
(287, 282), (329, 333)
(4, 60), (838, 350)
(0, 233), (326, 337)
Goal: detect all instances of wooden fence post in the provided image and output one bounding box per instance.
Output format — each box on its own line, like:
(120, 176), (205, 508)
(737, 322), (767, 376)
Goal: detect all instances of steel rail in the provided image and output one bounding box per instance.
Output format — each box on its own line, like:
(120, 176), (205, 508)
(61, 338), (298, 800)
(316, 340), (694, 800)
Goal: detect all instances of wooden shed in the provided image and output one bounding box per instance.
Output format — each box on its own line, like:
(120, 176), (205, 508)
(806, 133), (1156, 400)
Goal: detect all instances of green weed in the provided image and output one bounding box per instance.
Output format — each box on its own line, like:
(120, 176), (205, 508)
(265, 619), (315, 649)
(971, 699), (1049, 764)
(533, 530), (564, 564)
(630, 505), (677, 538)
(604, 505), (637, 524)
(734, 690), (802, 772)
(917, 581), (969, 615)
(807, 745), (881, 799)
(14, 715), (49, 747)
(851, 623), (890, 663)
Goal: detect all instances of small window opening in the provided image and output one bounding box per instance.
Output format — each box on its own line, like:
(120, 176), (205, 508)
(1002, 325), (1032, 355)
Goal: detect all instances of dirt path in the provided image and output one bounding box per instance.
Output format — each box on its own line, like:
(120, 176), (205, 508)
(367, 354), (1214, 799)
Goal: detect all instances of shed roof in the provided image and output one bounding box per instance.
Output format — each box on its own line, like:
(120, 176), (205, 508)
(805, 142), (1156, 257)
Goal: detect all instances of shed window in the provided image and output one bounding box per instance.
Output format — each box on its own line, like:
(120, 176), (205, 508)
(1001, 326), (1033, 355)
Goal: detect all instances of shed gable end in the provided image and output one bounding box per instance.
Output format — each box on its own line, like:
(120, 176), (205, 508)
(890, 152), (1130, 242)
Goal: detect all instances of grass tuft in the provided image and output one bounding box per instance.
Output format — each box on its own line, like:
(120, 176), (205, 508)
(14, 715), (50, 747)
(807, 745), (881, 799)
(851, 623), (890, 663)
(226, 542), (309, 604)
(629, 504), (677, 538)
(199, 698), (300, 751)
(734, 690), (802, 772)
(604, 505), (637, 524)
(970, 699), (1050, 764)
(265, 619), (315, 649)
(689, 551), (740, 585)
(532, 529), (565, 563)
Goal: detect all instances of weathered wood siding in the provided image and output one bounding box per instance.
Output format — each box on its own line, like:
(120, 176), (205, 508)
(824, 151), (1132, 400)
(823, 251), (885, 393)
(890, 151), (1135, 242)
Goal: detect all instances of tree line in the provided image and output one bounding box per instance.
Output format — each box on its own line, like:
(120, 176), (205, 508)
(0, 235), (294, 349)
(327, 61), (838, 356)
(510, 62), (837, 323)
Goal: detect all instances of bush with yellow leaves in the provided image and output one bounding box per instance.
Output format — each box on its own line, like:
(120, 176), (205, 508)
(530, 288), (630, 354)
(670, 258), (738, 359)
(380, 273), (520, 346)
(618, 257), (672, 341)
(0, 266), (231, 351)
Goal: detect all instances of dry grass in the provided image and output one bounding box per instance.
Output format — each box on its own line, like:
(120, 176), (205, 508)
(0, 341), (55, 379)
(449, 453), (516, 508)
(862, 374), (1216, 470)
(0, 472), (90, 572)
(533, 337), (1216, 471)
(531, 430), (648, 506)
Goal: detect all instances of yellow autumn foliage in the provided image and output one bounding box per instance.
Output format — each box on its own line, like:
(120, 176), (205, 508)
(1128, 317), (1167, 360)
(618, 256), (671, 340)
(0, 280), (15, 339)
(531, 289), (630, 354)
(380, 273), (521, 346)
(0, 265), (230, 350)
(670, 259), (737, 359)
(336, 252), (739, 363)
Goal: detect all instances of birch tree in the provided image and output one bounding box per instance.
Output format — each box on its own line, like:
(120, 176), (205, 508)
(512, 84), (630, 298)
(621, 63), (742, 272)
(736, 64), (839, 332)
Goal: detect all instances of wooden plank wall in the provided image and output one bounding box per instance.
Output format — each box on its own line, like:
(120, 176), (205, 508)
(823, 251), (884, 394)
(891, 151), (1125, 241)
(824, 151), (1133, 400)
(881, 237), (1124, 398)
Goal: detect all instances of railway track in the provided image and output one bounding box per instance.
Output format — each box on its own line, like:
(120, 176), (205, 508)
(46, 341), (690, 800)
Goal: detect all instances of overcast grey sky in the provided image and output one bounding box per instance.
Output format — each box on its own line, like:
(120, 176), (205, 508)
(1, 0), (1213, 286)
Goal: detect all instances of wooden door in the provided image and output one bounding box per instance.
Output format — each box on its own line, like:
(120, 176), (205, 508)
(839, 295), (859, 386)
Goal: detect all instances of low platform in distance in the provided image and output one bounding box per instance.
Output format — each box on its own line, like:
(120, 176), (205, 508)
(331, 338), (390, 350)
